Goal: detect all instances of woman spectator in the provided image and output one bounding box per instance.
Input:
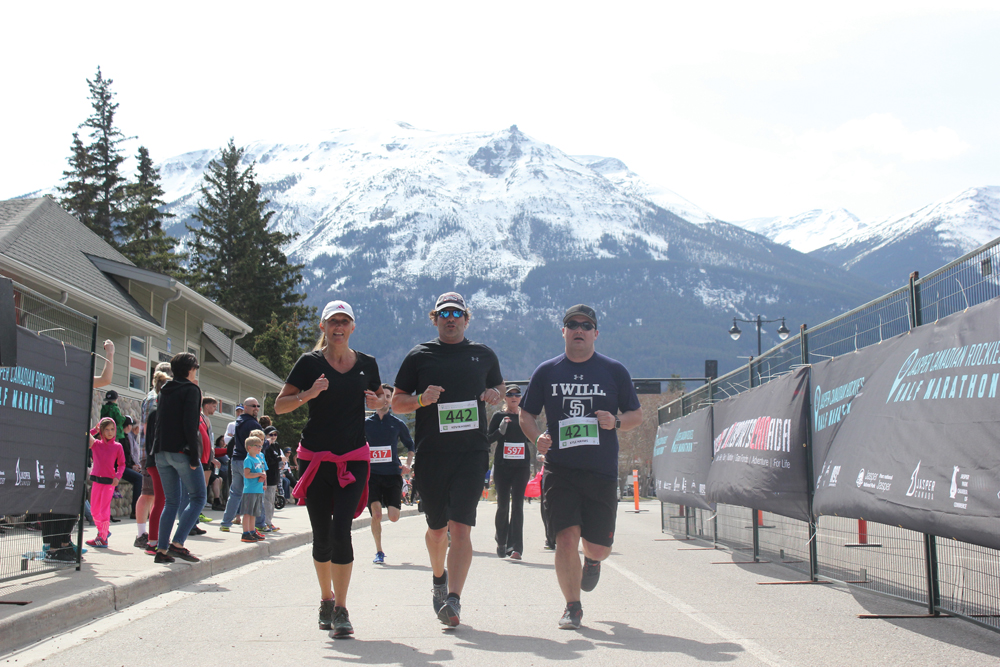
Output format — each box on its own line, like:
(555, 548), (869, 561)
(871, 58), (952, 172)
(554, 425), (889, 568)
(274, 300), (384, 639)
(152, 353), (205, 564)
(136, 371), (170, 552)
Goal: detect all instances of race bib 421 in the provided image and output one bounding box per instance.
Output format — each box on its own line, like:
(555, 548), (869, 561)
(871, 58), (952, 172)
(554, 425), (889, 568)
(558, 417), (600, 448)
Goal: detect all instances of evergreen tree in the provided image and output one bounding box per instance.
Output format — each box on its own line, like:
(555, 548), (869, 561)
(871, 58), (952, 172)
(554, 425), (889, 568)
(187, 139), (307, 348)
(59, 67), (130, 245)
(120, 146), (184, 276)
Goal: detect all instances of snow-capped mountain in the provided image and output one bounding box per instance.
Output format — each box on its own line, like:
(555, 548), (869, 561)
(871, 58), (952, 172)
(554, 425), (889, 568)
(737, 208), (865, 254)
(148, 123), (888, 378)
(810, 187), (1000, 287)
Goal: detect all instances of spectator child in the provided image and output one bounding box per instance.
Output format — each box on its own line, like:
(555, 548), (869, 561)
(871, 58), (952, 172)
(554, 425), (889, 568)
(241, 436), (267, 543)
(100, 390), (125, 440)
(87, 417), (125, 548)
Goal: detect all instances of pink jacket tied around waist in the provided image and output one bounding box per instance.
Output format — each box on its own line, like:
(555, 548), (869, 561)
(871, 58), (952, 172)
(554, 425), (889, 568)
(292, 443), (370, 518)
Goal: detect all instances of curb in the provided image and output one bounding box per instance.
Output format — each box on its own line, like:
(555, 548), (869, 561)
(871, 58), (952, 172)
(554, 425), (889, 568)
(2, 508), (421, 655)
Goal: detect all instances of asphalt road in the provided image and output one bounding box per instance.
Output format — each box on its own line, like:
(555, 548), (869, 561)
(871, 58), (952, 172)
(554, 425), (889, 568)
(5, 500), (1000, 666)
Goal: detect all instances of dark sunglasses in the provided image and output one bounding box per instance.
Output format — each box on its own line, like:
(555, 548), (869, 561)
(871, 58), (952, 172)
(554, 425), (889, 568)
(437, 309), (465, 319)
(565, 321), (595, 331)
(505, 390), (521, 397)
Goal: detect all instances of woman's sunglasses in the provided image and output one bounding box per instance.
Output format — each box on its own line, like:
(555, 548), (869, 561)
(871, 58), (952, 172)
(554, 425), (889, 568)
(565, 321), (595, 331)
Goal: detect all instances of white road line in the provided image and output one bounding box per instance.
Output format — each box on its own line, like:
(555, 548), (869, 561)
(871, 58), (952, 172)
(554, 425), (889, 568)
(604, 558), (793, 667)
(5, 544), (312, 665)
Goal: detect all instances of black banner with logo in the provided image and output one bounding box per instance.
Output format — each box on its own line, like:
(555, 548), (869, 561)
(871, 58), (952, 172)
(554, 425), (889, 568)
(706, 367), (811, 521)
(0, 327), (93, 514)
(653, 406), (714, 510)
(813, 299), (1000, 550)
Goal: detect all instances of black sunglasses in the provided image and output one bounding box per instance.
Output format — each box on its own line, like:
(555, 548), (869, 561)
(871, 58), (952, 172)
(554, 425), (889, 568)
(437, 309), (466, 319)
(505, 390), (521, 397)
(565, 321), (595, 331)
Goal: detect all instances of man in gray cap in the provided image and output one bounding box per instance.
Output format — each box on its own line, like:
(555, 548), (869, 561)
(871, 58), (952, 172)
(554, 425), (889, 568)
(392, 291), (506, 628)
(519, 304), (643, 630)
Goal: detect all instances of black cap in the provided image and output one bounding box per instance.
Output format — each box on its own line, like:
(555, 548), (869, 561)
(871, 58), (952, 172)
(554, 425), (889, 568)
(123, 415), (135, 426)
(264, 426), (278, 435)
(563, 304), (597, 327)
(104, 390), (119, 401)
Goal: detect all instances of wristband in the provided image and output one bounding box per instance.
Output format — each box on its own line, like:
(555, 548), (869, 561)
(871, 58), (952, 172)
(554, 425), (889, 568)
(534, 433), (542, 447)
(417, 393), (425, 407)
(296, 393), (303, 403)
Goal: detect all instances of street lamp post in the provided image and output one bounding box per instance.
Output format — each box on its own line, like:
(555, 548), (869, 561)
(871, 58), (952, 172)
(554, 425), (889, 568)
(729, 315), (790, 357)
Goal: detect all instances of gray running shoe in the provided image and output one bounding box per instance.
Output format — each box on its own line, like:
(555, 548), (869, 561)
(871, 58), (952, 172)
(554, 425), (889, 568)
(559, 604), (583, 629)
(318, 598), (335, 630)
(432, 571), (448, 614)
(437, 594), (461, 627)
(330, 606), (354, 638)
(581, 557), (601, 592)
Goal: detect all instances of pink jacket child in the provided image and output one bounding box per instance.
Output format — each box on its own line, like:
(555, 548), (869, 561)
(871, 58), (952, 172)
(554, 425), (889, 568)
(87, 417), (125, 547)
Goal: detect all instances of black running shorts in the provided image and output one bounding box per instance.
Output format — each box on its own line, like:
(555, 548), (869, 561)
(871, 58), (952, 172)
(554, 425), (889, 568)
(413, 450), (489, 530)
(368, 473), (404, 511)
(542, 464), (618, 547)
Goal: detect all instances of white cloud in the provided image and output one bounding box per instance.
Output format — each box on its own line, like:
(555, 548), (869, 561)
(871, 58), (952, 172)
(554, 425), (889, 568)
(793, 113), (970, 161)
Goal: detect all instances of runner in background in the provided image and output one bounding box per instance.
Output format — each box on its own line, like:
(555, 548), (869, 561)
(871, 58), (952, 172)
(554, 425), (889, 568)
(364, 383), (415, 564)
(487, 384), (533, 560)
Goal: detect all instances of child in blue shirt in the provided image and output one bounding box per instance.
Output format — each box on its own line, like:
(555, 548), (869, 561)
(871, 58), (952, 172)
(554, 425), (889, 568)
(241, 437), (267, 543)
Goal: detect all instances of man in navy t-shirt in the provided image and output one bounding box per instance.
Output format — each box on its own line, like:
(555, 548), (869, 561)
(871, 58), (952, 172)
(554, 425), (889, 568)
(365, 383), (415, 565)
(519, 304), (643, 630)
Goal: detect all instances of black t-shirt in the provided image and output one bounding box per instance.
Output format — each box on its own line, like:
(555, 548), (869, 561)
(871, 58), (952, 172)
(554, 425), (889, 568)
(285, 350), (382, 455)
(488, 411), (532, 469)
(394, 338), (504, 454)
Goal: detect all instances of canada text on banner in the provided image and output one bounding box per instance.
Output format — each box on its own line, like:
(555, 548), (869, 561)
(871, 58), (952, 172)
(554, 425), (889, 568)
(0, 327), (92, 515)
(652, 405), (714, 510)
(813, 297), (1000, 549)
(706, 366), (811, 521)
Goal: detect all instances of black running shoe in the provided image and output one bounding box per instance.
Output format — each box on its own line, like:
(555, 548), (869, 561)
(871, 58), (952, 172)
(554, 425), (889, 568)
(168, 544), (200, 562)
(153, 551), (175, 564)
(432, 571), (448, 614)
(437, 595), (461, 627)
(581, 557), (601, 592)
(134, 533), (149, 549)
(330, 606), (354, 638)
(559, 603), (583, 629)
(44, 547), (77, 564)
(319, 599), (335, 630)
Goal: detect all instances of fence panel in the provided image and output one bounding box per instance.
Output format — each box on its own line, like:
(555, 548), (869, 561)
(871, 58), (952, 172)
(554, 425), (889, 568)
(1, 282), (97, 583)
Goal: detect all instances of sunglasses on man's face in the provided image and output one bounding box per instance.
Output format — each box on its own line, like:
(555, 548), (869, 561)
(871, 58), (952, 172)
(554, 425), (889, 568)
(437, 309), (465, 319)
(565, 320), (595, 331)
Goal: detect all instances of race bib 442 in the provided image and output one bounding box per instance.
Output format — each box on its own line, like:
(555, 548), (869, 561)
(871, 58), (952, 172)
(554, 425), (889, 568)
(438, 400), (479, 433)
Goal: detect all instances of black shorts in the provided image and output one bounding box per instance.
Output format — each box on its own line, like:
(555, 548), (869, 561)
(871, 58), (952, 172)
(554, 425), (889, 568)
(368, 473), (403, 511)
(202, 462), (212, 471)
(413, 450), (489, 530)
(543, 465), (618, 547)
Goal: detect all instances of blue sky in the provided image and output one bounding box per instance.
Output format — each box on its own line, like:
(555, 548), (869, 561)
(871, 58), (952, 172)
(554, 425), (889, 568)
(3, 1), (998, 222)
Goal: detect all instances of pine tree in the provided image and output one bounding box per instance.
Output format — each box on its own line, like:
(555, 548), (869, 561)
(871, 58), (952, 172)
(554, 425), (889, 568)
(59, 67), (130, 245)
(120, 146), (184, 276)
(187, 139), (307, 348)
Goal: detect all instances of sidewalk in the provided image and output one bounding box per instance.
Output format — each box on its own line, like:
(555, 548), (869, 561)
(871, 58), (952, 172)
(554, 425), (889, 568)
(0, 500), (417, 654)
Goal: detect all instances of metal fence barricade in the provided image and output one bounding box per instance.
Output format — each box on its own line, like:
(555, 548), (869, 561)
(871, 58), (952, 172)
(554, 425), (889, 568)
(0, 282), (97, 583)
(657, 234), (1000, 632)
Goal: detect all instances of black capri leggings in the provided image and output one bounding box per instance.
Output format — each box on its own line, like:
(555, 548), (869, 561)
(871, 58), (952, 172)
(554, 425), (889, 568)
(304, 459), (368, 565)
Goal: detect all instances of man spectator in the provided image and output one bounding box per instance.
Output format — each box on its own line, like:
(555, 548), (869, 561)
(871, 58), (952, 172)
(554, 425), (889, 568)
(219, 398), (262, 532)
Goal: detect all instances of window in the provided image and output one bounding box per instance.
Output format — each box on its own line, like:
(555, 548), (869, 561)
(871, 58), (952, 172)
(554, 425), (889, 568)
(188, 347), (198, 357)
(129, 373), (145, 392)
(130, 337), (146, 356)
(219, 401), (235, 416)
(158, 352), (171, 363)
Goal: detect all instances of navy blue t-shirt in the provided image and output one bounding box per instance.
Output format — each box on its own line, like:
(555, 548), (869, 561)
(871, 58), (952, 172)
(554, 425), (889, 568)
(365, 412), (414, 476)
(521, 352), (641, 477)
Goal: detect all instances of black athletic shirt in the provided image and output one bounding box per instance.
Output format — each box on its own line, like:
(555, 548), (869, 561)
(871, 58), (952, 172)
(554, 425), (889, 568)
(394, 338), (504, 454)
(487, 411), (533, 469)
(521, 352), (640, 477)
(285, 350), (382, 455)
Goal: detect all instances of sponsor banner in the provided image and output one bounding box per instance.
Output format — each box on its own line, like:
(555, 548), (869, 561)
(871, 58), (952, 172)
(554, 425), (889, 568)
(813, 298), (1000, 549)
(0, 327), (92, 514)
(652, 405), (713, 510)
(706, 367), (811, 521)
